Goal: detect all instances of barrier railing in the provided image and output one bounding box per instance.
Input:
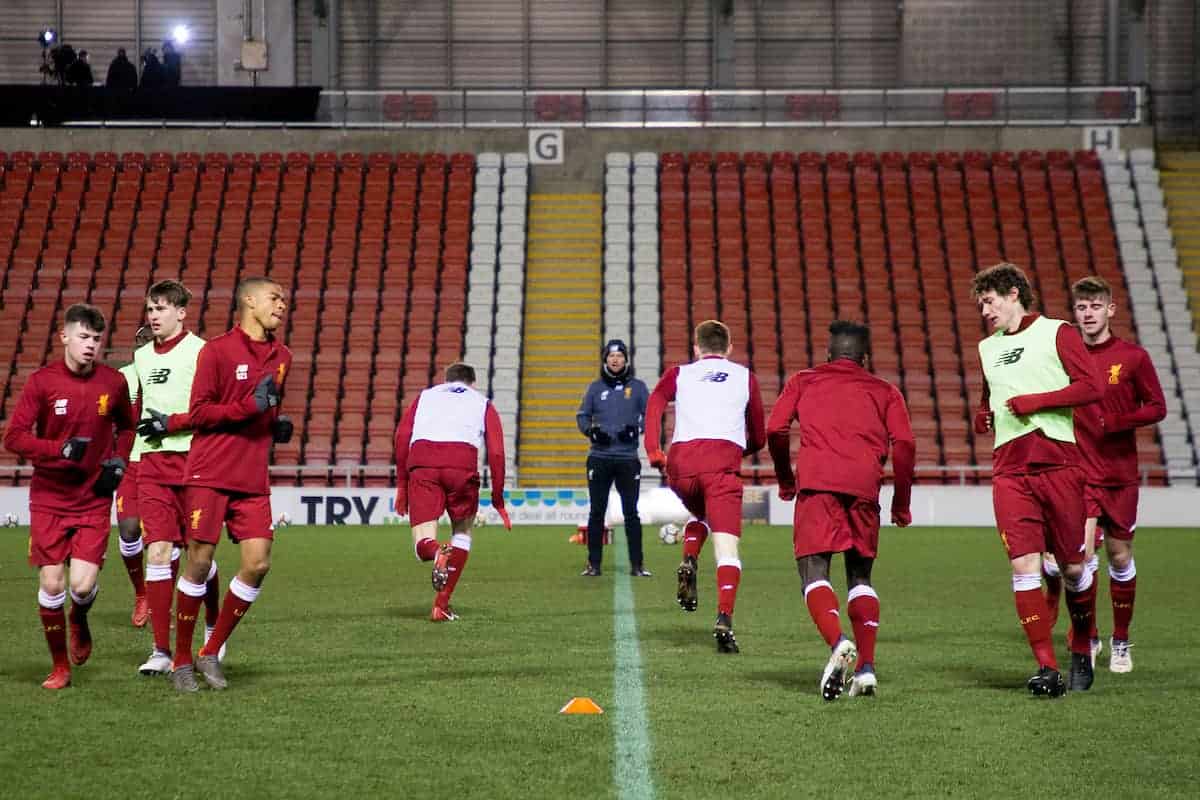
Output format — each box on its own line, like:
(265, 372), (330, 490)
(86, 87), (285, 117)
(61, 86), (1145, 129)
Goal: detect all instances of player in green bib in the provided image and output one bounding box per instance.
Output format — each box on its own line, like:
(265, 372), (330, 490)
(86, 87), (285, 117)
(972, 263), (1104, 697)
(116, 325), (153, 628)
(130, 281), (223, 676)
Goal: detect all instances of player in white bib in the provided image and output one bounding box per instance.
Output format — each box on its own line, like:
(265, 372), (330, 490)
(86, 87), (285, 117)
(394, 363), (511, 621)
(644, 320), (766, 653)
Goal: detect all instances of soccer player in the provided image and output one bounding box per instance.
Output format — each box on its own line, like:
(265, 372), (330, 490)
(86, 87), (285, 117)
(766, 321), (916, 701)
(171, 277), (293, 693)
(972, 263), (1104, 697)
(116, 324), (153, 628)
(394, 362), (511, 622)
(1064, 275), (1164, 673)
(643, 319), (765, 653)
(131, 280), (224, 676)
(2, 304), (135, 689)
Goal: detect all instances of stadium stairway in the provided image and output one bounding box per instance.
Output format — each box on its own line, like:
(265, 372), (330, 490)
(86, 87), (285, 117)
(516, 194), (602, 485)
(1159, 151), (1200, 342)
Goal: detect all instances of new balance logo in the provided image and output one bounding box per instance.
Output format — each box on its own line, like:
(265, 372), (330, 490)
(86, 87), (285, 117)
(864, 621), (880, 628)
(147, 368), (171, 385)
(447, 386), (467, 394)
(993, 347), (1024, 366)
(700, 371), (730, 383)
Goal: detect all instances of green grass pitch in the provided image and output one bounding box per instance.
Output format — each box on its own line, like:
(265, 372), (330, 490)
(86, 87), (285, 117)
(2, 524), (1198, 799)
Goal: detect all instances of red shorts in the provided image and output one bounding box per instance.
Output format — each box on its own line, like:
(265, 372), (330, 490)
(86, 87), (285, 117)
(139, 481), (186, 545)
(667, 470), (743, 537)
(992, 467), (1087, 564)
(115, 461), (140, 522)
(183, 486), (274, 545)
(1085, 483), (1138, 541)
(792, 490), (881, 559)
(29, 510), (111, 567)
(408, 467), (481, 526)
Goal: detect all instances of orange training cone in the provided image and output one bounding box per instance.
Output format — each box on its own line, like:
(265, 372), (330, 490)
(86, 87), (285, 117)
(559, 697), (604, 714)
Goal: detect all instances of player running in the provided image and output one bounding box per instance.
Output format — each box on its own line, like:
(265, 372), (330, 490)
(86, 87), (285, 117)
(131, 281), (224, 676)
(3, 304), (136, 689)
(394, 363), (511, 622)
(973, 263), (1104, 697)
(767, 321), (916, 701)
(643, 320), (765, 653)
(171, 277), (293, 693)
(116, 324), (154, 628)
(1065, 276), (1164, 673)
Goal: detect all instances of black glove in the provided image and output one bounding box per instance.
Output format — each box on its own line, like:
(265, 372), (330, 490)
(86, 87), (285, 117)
(588, 426), (611, 445)
(272, 415), (294, 444)
(61, 436), (90, 462)
(136, 408), (170, 438)
(617, 424), (638, 444)
(253, 374), (280, 412)
(93, 457), (126, 497)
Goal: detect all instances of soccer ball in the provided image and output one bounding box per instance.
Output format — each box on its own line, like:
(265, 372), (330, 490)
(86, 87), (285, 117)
(474, 510), (488, 528)
(2, 512), (17, 527)
(276, 512), (291, 528)
(659, 523), (681, 545)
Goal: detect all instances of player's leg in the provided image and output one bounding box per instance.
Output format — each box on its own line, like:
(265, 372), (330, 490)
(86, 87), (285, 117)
(65, 557), (102, 667)
(139, 483), (184, 673)
(431, 471), (482, 620)
(583, 456), (615, 575)
(172, 487), (224, 690)
(36, 559), (71, 689)
(1103, 488), (1137, 672)
(993, 475), (1064, 696)
(196, 495), (274, 687)
(844, 497), (882, 696)
(706, 471), (745, 653)
(408, 468), (452, 587)
(669, 475), (706, 612)
(799, 551), (856, 701)
(116, 517), (148, 627)
(1041, 468), (1096, 691)
(1041, 551), (1062, 628)
(613, 458), (647, 576)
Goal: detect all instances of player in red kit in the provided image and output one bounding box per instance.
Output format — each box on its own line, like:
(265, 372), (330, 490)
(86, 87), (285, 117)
(973, 263), (1104, 697)
(394, 362), (511, 622)
(644, 320), (765, 653)
(767, 321), (916, 701)
(171, 277), (293, 692)
(1059, 276), (1165, 673)
(3, 304), (136, 689)
(116, 325), (154, 628)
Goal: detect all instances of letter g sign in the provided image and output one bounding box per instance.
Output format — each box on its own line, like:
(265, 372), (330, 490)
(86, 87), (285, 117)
(529, 129), (564, 165)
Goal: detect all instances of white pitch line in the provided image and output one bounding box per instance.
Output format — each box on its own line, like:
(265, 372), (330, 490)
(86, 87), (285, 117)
(612, 543), (656, 800)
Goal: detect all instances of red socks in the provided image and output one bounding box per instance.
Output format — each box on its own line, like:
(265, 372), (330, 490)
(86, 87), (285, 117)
(1042, 560), (1062, 628)
(847, 586), (880, 670)
(682, 520), (709, 561)
(716, 560), (741, 616)
(200, 577), (259, 658)
(1064, 568), (1098, 656)
(146, 563), (175, 653)
(804, 580), (843, 648)
(1013, 573), (1057, 669)
(435, 535), (472, 607)
(415, 537), (440, 562)
(38, 590), (69, 670)
(173, 579), (206, 668)
(119, 537), (146, 598)
(1109, 560), (1136, 641)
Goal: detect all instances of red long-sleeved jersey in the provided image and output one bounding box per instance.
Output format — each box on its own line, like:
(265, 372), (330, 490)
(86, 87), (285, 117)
(3, 360), (135, 514)
(767, 359), (916, 511)
(185, 326), (292, 495)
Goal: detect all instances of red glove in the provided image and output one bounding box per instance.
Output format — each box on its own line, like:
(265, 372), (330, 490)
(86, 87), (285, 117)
(648, 449), (667, 471)
(1006, 394), (1041, 417)
(778, 482), (797, 502)
(973, 410), (994, 434)
(394, 485), (408, 517)
(891, 508), (912, 527)
(492, 498), (512, 531)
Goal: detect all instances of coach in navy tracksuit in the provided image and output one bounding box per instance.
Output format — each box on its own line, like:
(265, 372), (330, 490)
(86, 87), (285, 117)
(576, 339), (650, 577)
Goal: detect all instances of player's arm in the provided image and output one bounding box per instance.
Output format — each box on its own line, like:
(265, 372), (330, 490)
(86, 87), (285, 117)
(1105, 352), (1168, 432)
(575, 383), (595, 436)
(113, 383), (137, 461)
(643, 367), (679, 468)
(886, 387), (917, 527)
(2, 374), (72, 464)
(187, 345), (266, 429)
(973, 381), (993, 433)
(744, 371), (767, 455)
(483, 402), (512, 530)
(1007, 326), (1104, 415)
(766, 375), (801, 494)
(392, 395), (419, 515)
